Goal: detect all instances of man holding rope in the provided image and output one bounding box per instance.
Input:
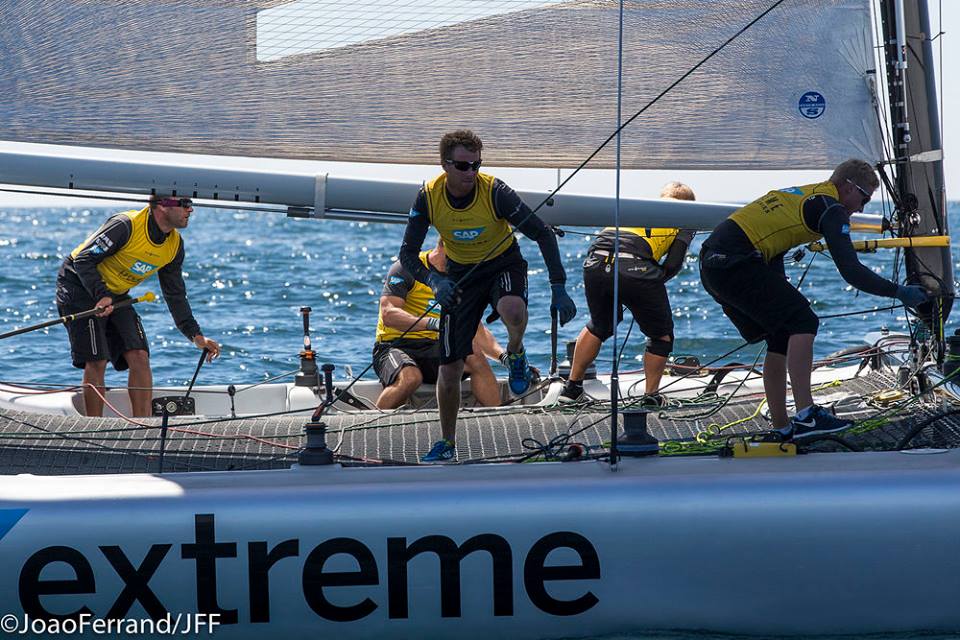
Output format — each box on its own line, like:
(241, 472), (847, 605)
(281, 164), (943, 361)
(699, 159), (927, 440)
(56, 195), (220, 417)
(398, 129), (576, 463)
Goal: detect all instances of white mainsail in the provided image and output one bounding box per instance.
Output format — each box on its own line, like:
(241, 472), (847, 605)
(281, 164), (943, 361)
(0, 0), (882, 169)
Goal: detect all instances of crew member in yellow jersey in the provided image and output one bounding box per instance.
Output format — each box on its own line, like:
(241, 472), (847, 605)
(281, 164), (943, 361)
(373, 239), (507, 409)
(699, 159), (927, 440)
(55, 195), (220, 417)
(398, 130), (576, 463)
(559, 182), (697, 408)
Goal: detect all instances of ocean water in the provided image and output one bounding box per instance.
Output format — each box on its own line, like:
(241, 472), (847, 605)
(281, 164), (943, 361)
(0, 203), (957, 390)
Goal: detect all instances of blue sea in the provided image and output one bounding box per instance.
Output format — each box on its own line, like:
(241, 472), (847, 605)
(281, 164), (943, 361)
(1, 203), (957, 390)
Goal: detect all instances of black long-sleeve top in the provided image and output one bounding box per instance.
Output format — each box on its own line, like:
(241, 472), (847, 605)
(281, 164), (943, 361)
(58, 212), (202, 340)
(705, 194), (898, 298)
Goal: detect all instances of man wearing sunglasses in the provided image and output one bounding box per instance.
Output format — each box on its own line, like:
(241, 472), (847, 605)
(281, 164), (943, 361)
(56, 195), (220, 417)
(399, 129), (576, 463)
(699, 158), (928, 441)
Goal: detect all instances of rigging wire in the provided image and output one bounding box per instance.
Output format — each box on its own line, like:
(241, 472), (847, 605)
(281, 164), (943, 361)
(321, 0), (793, 412)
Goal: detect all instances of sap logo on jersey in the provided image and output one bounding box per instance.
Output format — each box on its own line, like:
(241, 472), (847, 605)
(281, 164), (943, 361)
(779, 187), (803, 195)
(130, 261), (158, 275)
(453, 227), (485, 241)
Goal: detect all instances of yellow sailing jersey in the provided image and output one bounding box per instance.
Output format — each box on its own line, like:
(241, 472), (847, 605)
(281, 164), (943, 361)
(600, 226), (679, 261)
(375, 251), (440, 343)
(729, 181), (838, 262)
(71, 207), (181, 295)
(425, 172), (513, 264)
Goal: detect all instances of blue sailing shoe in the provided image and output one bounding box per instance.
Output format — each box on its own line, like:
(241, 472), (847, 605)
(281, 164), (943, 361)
(507, 350), (532, 395)
(421, 439), (456, 463)
(778, 405), (853, 440)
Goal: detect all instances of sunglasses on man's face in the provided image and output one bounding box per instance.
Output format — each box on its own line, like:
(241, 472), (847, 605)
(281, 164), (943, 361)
(444, 158), (482, 172)
(158, 197), (194, 208)
(846, 179), (871, 207)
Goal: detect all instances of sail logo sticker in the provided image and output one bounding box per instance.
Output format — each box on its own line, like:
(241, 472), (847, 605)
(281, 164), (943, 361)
(798, 92), (826, 119)
(453, 227), (485, 241)
(130, 261), (158, 275)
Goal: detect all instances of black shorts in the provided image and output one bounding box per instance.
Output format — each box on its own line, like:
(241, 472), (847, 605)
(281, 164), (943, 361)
(442, 245), (527, 364)
(372, 339), (441, 386)
(582, 253), (673, 341)
(699, 247), (818, 355)
(55, 275), (149, 371)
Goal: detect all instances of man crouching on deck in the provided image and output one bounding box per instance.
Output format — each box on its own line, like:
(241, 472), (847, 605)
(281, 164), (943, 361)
(699, 159), (927, 440)
(399, 129), (577, 463)
(56, 195), (220, 417)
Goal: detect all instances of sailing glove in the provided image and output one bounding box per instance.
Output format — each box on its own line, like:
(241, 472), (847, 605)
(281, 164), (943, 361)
(896, 284), (929, 308)
(427, 272), (460, 310)
(550, 284), (577, 326)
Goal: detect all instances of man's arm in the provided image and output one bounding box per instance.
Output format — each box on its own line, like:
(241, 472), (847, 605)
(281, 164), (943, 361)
(70, 215), (131, 302)
(492, 180), (566, 284)
(812, 199), (899, 298)
(157, 241), (203, 340)
(380, 296), (438, 333)
(398, 190), (432, 285)
(379, 261), (439, 333)
(660, 229), (695, 282)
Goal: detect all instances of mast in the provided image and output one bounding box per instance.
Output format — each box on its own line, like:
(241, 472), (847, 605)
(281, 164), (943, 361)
(879, 0), (952, 344)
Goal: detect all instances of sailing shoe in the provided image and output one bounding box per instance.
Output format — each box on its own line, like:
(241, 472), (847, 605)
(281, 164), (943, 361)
(638, 393), (668, 409)
(557, 380), (584, 403)
(507, 350), (532, 395)
(421, 439), (456, 464)
(781, 405), (854, 440)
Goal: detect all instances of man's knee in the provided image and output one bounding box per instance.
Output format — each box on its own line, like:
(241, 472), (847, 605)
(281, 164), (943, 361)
(497, 296), (527, 324)
(464, 353), (492, 376)
(124, 349), (151, 370)
(645, 334), (673, 358)
(84, 360), (107, 376)
(437, 361), (465, 385)
(585, 321), (612, 342)
(393, 365), (423, 392)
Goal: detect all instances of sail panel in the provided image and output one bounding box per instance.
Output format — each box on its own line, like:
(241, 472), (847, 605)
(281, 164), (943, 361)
(0, 0), (882, 169)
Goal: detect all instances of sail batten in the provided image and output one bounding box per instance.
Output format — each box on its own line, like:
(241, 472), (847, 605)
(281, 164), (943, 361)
(0, 0), (882, 170)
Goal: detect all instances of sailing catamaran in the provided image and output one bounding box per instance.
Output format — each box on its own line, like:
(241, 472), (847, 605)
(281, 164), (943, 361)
(0, 0), (956, 637)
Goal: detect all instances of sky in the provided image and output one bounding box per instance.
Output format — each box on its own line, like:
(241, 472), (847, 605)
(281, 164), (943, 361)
(0, 1), (955, 208)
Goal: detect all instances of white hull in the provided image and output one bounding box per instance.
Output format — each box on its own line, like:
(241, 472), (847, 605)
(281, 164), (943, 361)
(1, 449), (959, 637)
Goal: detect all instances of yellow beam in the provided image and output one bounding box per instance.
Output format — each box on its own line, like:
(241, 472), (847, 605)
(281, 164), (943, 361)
(807, 236), (950, 252)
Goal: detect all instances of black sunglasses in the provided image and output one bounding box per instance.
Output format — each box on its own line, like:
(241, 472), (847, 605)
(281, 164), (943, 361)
(157, 197), (194, 208)
(444, 158), (482, 172)
(846, 179), (871, 207)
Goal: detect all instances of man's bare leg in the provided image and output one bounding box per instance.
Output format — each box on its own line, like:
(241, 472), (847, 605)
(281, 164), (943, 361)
(643, 335), (672, 394)
(82, 360), (108, 417)
(437, 360), (465, 442)
(375, 366), (424, 409)
(497, 296), (527, 353)
(569, 327), (603, 382)
(763, 351), (788, 428)
(124, 349), (153, 417)
(787, 333), (815, 412)
(464, 353), (500, 406)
